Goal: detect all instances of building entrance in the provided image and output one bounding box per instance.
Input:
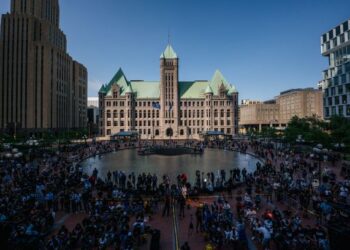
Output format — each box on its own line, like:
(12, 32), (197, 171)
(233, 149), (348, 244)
(166, 127), (173, 138)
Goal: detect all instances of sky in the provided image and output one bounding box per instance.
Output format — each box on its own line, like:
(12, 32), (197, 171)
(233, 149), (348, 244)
(1, 0), (350, 101)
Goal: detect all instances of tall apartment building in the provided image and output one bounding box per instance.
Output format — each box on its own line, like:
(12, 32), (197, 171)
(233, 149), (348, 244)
(99, 45), (239, 139)
(239, 88), (323, 133)
(320, 19), (350, 118)
(0, 0), (87, 130)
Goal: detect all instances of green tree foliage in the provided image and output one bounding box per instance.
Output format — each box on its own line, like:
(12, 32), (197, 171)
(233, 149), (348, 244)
(260, 127), (278, 139)
(284, 116), (330, 146)
(329, 115), (350, 145)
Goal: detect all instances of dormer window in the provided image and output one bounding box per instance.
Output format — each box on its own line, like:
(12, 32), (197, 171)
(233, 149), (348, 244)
(113, 90), (118, 98)
(219, 83), (226, 98)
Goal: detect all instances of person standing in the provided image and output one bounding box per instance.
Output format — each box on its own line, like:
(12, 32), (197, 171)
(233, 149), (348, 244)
(179, 195), (186, 218)
(195, 206), (203, 232)
(188, 214), (194, 237)
(162, 194), (171, 217)
(257, 224), (271, 250)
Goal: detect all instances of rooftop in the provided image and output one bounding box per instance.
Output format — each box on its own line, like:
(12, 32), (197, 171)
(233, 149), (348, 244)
(160, 45), (177, 59)
(279, 88), (318, 95)
(99, 46), (237, 99)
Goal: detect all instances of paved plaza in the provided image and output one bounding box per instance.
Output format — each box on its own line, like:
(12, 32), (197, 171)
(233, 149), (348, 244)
(10, 139), (343, 250)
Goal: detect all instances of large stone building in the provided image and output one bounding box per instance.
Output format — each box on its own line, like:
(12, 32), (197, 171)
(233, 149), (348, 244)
(0, 0), (87, 130)
(99, 45), (239, 139)
(239, 100), (279, 132)
(277, 88), (323, 124)
(239, 88), (323, 133)
(319, 18), (350, 118)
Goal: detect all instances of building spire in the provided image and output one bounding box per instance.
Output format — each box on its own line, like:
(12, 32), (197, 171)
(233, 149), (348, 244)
(168, 28), (171, 45)
(160, 30), (177, 59)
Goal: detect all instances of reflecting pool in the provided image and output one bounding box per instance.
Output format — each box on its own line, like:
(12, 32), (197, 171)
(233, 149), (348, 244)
(81, 149), (261, 183)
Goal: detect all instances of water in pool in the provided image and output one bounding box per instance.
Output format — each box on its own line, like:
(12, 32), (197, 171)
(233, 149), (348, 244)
(81, 148), (260, 183)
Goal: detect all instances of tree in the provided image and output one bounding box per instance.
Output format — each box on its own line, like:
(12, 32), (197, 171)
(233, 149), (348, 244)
(260, 127), (277, 139)
(284, 116), (330, 146)
(329, 116), (350, 150)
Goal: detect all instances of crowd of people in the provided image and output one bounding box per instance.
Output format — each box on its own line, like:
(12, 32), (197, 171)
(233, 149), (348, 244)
(0, 138), (348, 249)
(197, 140), (348, 250)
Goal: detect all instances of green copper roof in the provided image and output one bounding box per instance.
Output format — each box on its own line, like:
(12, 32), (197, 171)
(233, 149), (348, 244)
(228, 85), (237, 94)
(130, 81), (160, 98)
(101, 67), (237, 99)
(124, 85), (133, 94)
(99, 84), (107, 93)
(160, 45), (177, 59)
(204, 85), (213, 94)
(105, 68), (130, 96)
(209, 70), (231, 95)
(179, 81), (209, 99)
(108, 68), (128, 89)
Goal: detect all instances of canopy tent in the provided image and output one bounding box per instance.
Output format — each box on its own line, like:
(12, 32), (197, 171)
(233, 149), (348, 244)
(110, 131), (139, 141)
(202, 131), (232, 141)
(204, 131), (225, 136)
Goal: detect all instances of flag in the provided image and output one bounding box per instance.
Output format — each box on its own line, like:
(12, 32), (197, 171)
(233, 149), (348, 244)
(152, 101), (161, 109)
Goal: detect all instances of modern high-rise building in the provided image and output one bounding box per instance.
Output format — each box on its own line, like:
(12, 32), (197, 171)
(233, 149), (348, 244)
(320, 18), (350, 118)
(98, 45), (239, 139)
(0, 0), (87, 130)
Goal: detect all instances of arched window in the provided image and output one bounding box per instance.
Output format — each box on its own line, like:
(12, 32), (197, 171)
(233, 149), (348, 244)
(120, 110), (124, 118)
(214, 109), (218, 118)
(227, 109), (231, 117)
(139, 110), (142, 118)
(106, 110), (111, 118)
(155, 129), (159, 136)
(180, 129), (184, 135)
(220, 109), (224, 117)
(113, 110), (118, 118)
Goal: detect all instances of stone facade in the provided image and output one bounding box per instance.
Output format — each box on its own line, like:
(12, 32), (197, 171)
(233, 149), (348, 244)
(239, 100), (279, 132)
(277, 88), (323, 124)
(99, 45), (239, 139)
(239, 88), (323, 133)
(0, 0), (87, 130)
